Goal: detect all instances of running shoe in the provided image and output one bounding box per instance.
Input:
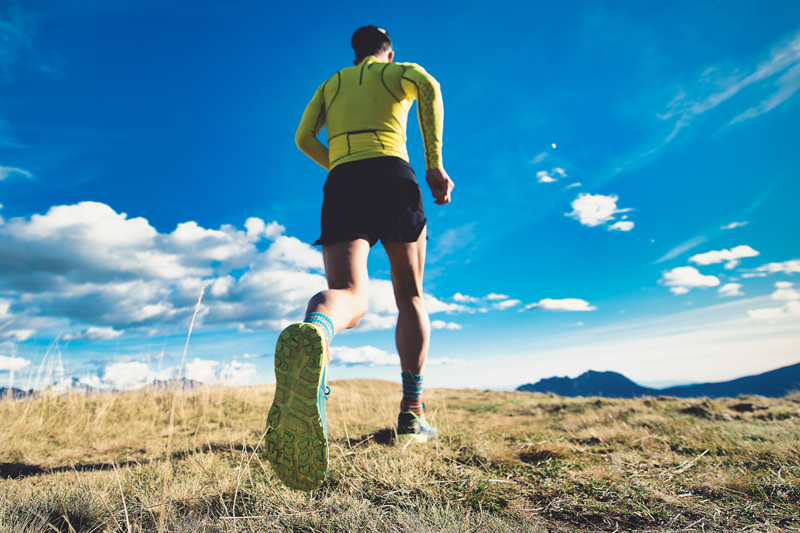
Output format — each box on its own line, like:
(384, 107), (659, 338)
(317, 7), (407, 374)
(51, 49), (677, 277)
(397, 411), (437, 443)
(265, 323), (329, 491)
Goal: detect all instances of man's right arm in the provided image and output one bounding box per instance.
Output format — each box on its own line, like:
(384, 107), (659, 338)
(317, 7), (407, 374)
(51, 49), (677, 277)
(295, 86), (330, 170)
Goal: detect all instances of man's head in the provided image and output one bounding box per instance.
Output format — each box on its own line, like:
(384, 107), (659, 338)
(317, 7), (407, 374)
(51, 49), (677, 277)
(351, 25), (393, 64)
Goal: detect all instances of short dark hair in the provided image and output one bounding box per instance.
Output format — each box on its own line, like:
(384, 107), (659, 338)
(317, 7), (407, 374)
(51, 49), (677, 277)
(351, 25), (392, 62)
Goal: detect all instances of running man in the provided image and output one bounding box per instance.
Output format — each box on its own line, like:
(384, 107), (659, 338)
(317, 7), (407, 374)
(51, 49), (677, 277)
(265, 25), (454, 491)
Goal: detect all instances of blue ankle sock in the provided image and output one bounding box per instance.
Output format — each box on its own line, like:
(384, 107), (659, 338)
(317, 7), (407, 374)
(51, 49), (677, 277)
(400, 372), (424, 415)
(304, 312), (334, 344)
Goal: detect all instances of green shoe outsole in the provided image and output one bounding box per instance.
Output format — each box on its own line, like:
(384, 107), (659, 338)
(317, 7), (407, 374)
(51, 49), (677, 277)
(396, 411), (437, 445)
(266, 323), (328, 491)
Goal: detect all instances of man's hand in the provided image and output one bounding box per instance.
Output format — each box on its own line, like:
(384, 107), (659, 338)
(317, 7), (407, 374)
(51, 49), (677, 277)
(426, 168), (454, 205)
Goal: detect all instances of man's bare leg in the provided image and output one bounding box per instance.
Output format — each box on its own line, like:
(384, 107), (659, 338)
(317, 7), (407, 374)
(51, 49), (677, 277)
(385, 227), (430, 376)
(266, 238), (371, 490)
(306, 238), (371, 335)
(385, 227), (436, 440)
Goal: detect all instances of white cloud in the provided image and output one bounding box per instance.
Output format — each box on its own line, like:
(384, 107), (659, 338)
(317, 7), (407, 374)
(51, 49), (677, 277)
(453, 292), (479, 303)
(493, 299), (521, 310)
(451, 297), (800, 389)
(0, 200), (484, 340)
(608, 221), (634, 231)
(655, 236), (708, 263)
(565, 182), (581, 189)
(659, 30), (800, 140)
(0, 8), (37, 84)
(569, 322), (585, 327)
(219, 360), (258, 386)
(98, 357), (255, 389)
(531, 151), (548, 164)
(0, 166), (32, 181)
(721, 221), (748, 230)
(536, 171), (557, 183)
(771, 282), (800, 301)
(185, 358), (219, 383)
(742, 272), (768, 278)
(261, 235), (324, 271)
(355, 279), (398, 332)
(0, 354), (30, 372)
(78, 375), (104, 389)
(485, 293), (509, 301)
(731, 60), (800, 123)
(238, 353), (264, 359)
(566, 193), (633, 228)
(329, 345), (398, 366)
(2, 329), (35, 342)
(523, 298), (597, 312)
(427, 357), (465, 365)
(536, 168), (566, 183)
(429, 223), (476, 261)
(64, 326), (124, 341)
(103, 361), (156, 390)
(660, 266), (720, 295)
(689, 245), (760, 269)
(753, 259), (800, 275)
(244, 218), (285, 242)
(718, 283), (744, 297)
(748, 301), (800, 321)
(0, 201), (332, 334)
(431, 320), (462, 330)
(424, 293), (469, 314)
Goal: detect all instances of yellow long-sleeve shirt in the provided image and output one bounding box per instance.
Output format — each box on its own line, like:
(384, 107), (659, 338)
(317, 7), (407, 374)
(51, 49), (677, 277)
(295, 55), (444, 171)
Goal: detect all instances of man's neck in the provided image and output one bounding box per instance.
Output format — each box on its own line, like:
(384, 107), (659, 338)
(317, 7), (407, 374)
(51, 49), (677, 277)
(354, 51), (393, 66)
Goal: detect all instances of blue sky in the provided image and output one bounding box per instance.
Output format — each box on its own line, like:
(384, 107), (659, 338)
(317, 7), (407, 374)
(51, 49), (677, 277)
(1, 0), (799, 391)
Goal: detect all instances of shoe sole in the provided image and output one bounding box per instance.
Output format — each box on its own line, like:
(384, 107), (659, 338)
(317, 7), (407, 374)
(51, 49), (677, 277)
(396, 433), (432, 444)
(266, 324), (327, 491)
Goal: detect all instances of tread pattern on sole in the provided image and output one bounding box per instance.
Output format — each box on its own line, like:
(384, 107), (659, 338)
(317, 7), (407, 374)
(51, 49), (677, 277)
(265, 324), (327, 491)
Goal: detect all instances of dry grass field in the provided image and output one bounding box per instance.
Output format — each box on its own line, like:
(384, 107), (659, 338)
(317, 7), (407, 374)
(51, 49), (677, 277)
(1, 380), (798, 532)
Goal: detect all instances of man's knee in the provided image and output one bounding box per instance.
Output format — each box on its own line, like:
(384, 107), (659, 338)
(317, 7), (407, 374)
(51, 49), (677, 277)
(395, 293), (425, 314)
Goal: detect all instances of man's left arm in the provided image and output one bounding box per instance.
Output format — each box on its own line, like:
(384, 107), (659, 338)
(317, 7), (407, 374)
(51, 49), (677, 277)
(400, 64), (444, 171)
(401, 65), (452, 204)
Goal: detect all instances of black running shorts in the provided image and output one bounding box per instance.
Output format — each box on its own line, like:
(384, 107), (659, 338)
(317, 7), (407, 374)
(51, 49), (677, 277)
(314, 156), (426, 247)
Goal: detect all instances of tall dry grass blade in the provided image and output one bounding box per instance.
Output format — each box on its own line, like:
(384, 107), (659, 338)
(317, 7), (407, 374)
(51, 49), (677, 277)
(192, 454), (228, 516)
(232, 436), (247, 527)
(70, 462), (83, 488)
(340, 401), (351, 448)
(159, 280), (206, 533)
(60, 503), (77, 533)
(97, 490), (123, 532)
(232, 426), (269, 521)
(113, 463), (132, 533)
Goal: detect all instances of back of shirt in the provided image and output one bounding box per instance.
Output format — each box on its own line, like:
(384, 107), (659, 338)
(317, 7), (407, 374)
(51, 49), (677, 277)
(296, 55), (443, 171)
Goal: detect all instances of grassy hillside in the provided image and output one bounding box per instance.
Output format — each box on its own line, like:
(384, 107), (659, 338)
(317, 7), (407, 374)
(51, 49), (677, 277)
(1, 380), (798, 532)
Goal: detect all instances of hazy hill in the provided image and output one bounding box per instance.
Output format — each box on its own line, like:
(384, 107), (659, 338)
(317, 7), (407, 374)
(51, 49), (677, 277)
(517, 361), (800, 398)
(0, 387), (31, 399)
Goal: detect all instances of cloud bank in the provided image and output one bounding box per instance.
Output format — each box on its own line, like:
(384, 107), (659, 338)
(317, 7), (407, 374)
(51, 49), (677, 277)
(0, 201), (464, 342)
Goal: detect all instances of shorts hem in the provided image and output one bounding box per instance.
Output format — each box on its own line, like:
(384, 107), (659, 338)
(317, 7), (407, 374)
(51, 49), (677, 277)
(314, 219), (427, 248)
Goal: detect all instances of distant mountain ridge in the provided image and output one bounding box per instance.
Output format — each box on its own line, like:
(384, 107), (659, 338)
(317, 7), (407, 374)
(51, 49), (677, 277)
(517, 361), (800, 398)
(0, 387), (32, 399)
